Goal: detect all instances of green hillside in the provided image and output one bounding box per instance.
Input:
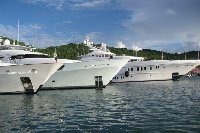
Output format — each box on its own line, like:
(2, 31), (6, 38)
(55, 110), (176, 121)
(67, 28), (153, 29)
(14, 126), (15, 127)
(1, 36), (199, 60)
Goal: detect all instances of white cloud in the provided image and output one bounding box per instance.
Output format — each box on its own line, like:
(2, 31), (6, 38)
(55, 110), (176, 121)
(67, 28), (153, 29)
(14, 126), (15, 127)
(72, 0), (110, 8)
(20, 0), (111, 10)
(0, 23), (76, 48)
(0, 24), (17, 38)
(20, 0), (67, 10)
(132, 45), (142, 51)
(165, 9), (177, 15)
(118, 0), (200, 52)
(115, 41), (126, 48)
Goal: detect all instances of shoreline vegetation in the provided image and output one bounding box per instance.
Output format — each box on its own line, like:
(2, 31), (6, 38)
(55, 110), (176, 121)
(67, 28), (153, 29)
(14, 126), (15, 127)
(1, 36), (200, 61)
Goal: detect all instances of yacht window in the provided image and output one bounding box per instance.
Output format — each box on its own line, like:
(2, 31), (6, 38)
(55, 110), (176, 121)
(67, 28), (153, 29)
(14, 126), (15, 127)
(128, 68), (130, 71)
(24, 54), (50, 58)
(130, 59), (137, 62)
(92, 55), (94, 56)
(105, 54), (108, 57)
(141, 67), (143, 71)
(10, 55), (24, 60)
(137, 67), (139, 71)
(150, 66), (152, 70)
(131, 68), (133, 71)
(144, 67), (146, 70)
(10, 54), (50, 59)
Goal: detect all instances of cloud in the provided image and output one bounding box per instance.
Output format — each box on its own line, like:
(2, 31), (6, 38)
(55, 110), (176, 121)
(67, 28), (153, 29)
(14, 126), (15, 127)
(0, 24), (17, 39)
(17, 0), (200, 52)
(115, 41), (126, 48)
(118, 0), (200, 52)
(20, 0), (111, 10)
(0, 23), (76, 48)
(20, 0), (67, 10)
(72, 0), (110, 9)
(165, 9), (177, 15)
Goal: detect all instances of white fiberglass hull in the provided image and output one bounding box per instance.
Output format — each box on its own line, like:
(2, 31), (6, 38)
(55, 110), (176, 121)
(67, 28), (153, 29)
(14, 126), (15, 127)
(112, 60), (200, 82)
(0, 63), (63, 94)
(42, 59), (128, 89)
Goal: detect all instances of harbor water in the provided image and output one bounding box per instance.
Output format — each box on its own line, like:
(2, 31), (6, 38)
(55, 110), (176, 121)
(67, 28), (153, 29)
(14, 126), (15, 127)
(0, 79), (200, 132)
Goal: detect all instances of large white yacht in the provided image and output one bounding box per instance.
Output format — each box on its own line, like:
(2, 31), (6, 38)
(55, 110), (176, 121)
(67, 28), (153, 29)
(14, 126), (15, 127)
(42, 59), (128, 89)
(112, 60), (200, 82)
(80, 38), (200, 82)
(0, 39), (63, 94)
(0, 38), (128, 90)
(42, 42), (128, 89)
(0, 62), (63, 94)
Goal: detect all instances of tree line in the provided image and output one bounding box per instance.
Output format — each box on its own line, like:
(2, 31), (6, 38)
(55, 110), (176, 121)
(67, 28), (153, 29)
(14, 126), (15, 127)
(1, 36), (199, 60)
(36, 43), (200, 60)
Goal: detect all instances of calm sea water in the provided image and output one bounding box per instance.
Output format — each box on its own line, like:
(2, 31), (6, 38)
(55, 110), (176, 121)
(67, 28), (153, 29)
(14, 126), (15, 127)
(0, 79), (200, 133)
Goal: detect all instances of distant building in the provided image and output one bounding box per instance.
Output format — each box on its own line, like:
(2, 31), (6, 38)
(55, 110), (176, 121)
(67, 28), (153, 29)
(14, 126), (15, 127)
(3, 39), (11, 45)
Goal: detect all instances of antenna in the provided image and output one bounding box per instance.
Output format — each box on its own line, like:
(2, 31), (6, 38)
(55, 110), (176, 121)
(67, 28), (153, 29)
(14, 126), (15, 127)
(198, 40), (200, 60)
(54, 48), (57, 62)
(12, 36), (15, 45)
(185, 52), (187, 60)
(17, 19), (19, 45)
(33, 24), (36, 47)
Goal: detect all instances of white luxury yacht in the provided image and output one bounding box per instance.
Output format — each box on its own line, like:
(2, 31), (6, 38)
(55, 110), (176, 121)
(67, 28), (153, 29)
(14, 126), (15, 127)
(0, 62), (63, 94)
(43, 59), (128, 89)
(42, 43), (128, 89)
(0, 39), (128, 90)
(80, 38), (200, 82)
(0, 39), (63, 94)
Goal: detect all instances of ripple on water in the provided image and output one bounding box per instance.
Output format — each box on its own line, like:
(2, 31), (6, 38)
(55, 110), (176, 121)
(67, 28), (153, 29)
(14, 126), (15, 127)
(0, 80), (200, 132)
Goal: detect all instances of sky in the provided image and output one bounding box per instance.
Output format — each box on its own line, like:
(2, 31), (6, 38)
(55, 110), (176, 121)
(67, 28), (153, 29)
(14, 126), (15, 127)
(0, 0), (200, 52)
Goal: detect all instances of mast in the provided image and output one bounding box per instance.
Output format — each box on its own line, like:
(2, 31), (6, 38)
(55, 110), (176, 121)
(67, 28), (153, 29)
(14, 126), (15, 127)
(34, 24), (36, 47)
(161, 51), (164, 60)
(198, 40), (200, 60)
(17, 19), (19, 45)
(185, 52), (187, 60)
(54, 48), (57, 62)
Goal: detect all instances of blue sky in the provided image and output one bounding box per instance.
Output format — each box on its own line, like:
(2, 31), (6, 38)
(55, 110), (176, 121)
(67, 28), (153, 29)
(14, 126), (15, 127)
(0, 0), (200, 52)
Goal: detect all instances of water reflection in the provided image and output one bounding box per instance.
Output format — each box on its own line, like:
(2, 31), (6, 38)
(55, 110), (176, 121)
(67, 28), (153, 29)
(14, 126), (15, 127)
(0, 80), (200, 132)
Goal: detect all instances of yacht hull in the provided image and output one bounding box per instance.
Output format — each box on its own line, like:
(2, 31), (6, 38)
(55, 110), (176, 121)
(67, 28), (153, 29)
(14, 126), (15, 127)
(42, 60), (128, 89)
(112, 60), (200, 82)
(0, 63), (63, 94)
